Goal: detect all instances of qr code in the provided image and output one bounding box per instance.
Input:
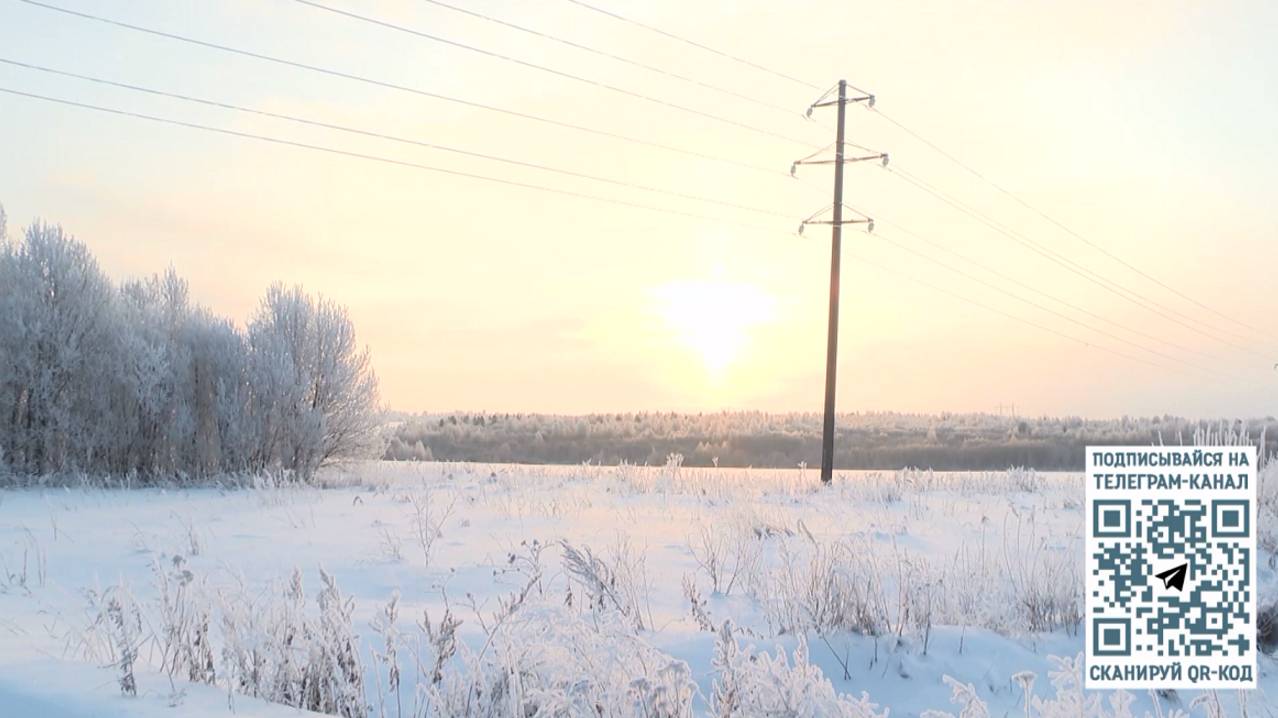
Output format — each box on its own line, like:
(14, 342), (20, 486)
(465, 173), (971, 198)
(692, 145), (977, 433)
(1092, 499), (1252, 656)
(1086, 447), (1256, 689)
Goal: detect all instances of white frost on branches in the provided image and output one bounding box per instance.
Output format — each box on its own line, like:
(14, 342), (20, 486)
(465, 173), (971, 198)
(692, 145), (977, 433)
(0, 213), (380, 481)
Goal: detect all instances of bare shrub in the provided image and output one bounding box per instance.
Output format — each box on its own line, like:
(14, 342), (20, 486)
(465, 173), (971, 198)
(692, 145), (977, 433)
(409, 491), (456, 567)
(688, 523), (761, 596)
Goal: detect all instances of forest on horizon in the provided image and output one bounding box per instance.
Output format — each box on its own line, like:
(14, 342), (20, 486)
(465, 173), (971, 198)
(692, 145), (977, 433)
(384, 410), (1277, 471)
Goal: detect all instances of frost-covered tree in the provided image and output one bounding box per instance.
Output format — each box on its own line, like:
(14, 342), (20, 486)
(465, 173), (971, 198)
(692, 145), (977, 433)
(247, 284), (380, 478)
(0, 213), (381, 481)
(0, 221), (114, 474)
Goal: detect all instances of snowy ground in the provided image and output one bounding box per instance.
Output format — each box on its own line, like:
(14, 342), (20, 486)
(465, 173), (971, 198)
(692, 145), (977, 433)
(0, 460), (1272, 717)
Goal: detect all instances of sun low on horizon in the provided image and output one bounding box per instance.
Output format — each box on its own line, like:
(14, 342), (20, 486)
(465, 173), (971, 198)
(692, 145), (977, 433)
(649, 269), (779, 382)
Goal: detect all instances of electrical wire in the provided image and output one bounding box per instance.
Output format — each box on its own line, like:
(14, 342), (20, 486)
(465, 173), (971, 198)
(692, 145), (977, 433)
(561, 0), (823, 91)
(0, 58), (793, 220)
(417, 0), (802, 118)
(871, 106), (1273, 340)
(840, 240), (1212, 380)
(4, 86), (1234, 387)
(868, 225), (1237, 380)
(870, 216), (1223, 364)
(14, 0), (1262, 384)
(14, 0), (792, 178)
(0, 86), (790, 235)
(791, 160), (1263, 376)
(885, 164), (1270, 358)
(291, 0), (821, 148)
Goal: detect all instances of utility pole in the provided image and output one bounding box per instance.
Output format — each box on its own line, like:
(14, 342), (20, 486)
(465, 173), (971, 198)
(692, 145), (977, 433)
(821, 80), (848, 486)
(793, 80), (884, 483)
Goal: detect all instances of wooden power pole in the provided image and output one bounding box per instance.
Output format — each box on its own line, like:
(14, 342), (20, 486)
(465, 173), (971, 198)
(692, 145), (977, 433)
(793, 80), (884, 483)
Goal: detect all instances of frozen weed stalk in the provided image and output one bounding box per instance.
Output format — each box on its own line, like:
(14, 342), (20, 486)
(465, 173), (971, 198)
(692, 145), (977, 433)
(370, 591), (402, 718)
(560, 538), (654, 631)
(712, 621), (887, 718)
(82, 580), (144, 697)
(0, 526), (46, 594)
(688, 522), (762, 596)
(154, 555), (216, 687)
(408, 489), (456, 568)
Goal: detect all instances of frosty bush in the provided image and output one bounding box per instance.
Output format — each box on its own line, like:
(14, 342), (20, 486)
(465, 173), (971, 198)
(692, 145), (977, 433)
(924, 654), (1185, 718)
(0, 215), (380, 482)
(219, 568), (366, 717)
(247, 284), (381, 479)
(711, 622), (887, 718)
(431, 602), (695, 717)
(756, 537), (889, 638)
(753, 521), (1081, 645)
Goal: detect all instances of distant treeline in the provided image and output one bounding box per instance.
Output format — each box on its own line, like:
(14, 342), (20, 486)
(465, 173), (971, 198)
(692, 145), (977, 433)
(384, 411), (1276, 471)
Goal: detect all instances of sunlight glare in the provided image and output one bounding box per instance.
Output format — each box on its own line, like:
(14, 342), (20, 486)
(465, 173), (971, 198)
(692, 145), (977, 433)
(650, 275), (778, 378)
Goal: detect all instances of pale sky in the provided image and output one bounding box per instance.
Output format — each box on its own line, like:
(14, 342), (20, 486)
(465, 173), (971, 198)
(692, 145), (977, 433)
(2, 0), (1276, 417)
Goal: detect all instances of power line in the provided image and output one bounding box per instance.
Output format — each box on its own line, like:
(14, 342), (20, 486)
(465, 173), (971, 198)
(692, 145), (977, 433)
(15, 0), (792, 179)
(2, 90), (1230, 390)
(867, 225), (1233, 380)
(416, 0), (801, 118)
(887, 163), (1265, 353)
(0, 58), (792, 221)
(15, 0), (1257, 390)
(885, 164), (1270, 359)
(0, 86), (789, 234)
(869, 216), (1224, 365)
(840, 241), (1210, 380)
(16, 58), (1224, 380)
(291, 0), (820, 148)
(871, 106), (1273, 340)
(561, 0), (822, 92)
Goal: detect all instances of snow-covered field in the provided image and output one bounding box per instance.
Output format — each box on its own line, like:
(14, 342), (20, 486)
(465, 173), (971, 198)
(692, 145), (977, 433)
(0, 460), (1272, 717)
